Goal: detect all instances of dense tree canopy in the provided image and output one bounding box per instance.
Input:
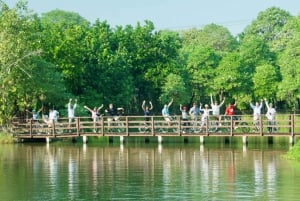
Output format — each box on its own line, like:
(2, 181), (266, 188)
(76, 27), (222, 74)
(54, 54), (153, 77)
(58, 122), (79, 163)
(1, 0), (300, 126)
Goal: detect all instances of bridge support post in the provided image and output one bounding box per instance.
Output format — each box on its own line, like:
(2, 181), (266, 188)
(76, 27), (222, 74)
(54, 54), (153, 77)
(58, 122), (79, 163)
(200, 136), (204, 144)
(200, 144), (204, 153)
(289, 136), (294, 145)
(158, 136), (163, 144)
(158, 144), (162, 153)
(242, 136), (248, 145)
(120, 136), (125, 144)
(243, 144), (247, 153)
(46, 137), (51, 144)
(83, 136), (88, 144)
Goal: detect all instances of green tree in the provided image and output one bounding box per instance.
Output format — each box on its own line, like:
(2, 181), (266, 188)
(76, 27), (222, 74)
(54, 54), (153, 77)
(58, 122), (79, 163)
(112, 23), (183, 112)
(159, 73), (190, 109)
(40, 10), (89, 95)
(277, 32), (300, 109)
(180, 25), (236, 103)
(181, 24), (238, 53)
(242, 7), (292, 51)
(82, 20), (135, 111)
(0, 1), (66, 125)
(183, 45), (221, 102)
(252, 64), (280, 100)
(213, 52), (242, 99)
(40, 9), (90, 26)
(236, 35), (276, 104)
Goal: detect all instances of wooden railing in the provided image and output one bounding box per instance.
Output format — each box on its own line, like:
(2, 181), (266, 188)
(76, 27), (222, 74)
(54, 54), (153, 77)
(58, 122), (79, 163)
(11, 114), (300, 139)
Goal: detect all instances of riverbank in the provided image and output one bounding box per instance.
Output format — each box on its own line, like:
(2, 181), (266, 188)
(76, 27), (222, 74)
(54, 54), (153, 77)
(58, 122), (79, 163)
(0, 133), (15, 144)
(285, 141), (300, 161)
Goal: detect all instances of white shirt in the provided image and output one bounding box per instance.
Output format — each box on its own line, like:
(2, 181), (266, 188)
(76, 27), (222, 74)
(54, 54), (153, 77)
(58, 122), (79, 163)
(265, 102), (276, 120)
(250, 102), (263, 116)
(49, 110), (59, 122)
(68, 103), (77, 118)
(211, 104), (222, 115)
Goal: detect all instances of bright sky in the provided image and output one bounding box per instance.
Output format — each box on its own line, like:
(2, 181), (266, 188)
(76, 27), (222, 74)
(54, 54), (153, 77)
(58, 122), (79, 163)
(5, 0), (300, 35)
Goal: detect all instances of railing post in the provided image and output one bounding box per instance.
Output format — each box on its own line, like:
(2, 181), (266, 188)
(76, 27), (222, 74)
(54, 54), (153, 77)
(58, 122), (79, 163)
(126, 116), (129, 136)
(291, 114), (294, 135)
(76, 117), (80, 136)
(259, 115), (263, 136)
(30, 119), (33, 138)
(178, 116), (182, 136)
(151, 116), (155, 136)
(290, 114), (295, 144)
(205, 117), (209, 135)
(52, 120), (56, 137)
(230, 116), (233, 136)
(101, 117), (104, 136)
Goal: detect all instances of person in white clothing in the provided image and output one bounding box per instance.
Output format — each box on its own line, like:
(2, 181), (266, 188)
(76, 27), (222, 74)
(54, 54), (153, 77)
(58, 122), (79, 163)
(43, 108), (59, 128)
(68, 98), (77, 127)
(199, 103), (213, 131)
(264, 98), (276, 133)
(210, 94), (225, 128)
(162, 99), (173, 126)
(49, 109), (59, 123)
(250, 100), (263, 131)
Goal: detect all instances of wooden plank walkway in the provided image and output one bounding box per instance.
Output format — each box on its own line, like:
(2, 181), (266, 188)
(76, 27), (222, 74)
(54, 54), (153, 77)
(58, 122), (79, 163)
(11, 115), (300, 142)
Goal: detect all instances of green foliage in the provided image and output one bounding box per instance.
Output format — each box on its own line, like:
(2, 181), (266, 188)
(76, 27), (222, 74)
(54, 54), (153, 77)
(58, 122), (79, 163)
(40, 13), (88, 95)
(253, 64), (280, 100)
(40, 9), (90, 26)
(284, 141), (300, 161)
(0, 133), (14, 144)
(1, 0), (300, 128)
(181, 24), (238, 53)
(243, 7), (292, 51)
(277, 32), (300, 107)
(159, 73), (190, 106)
(0, 1), (49, 124)
(213, 52), (242, 96)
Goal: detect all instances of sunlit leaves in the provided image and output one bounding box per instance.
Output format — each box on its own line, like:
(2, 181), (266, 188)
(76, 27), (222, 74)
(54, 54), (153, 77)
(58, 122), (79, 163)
(159, 73), (190, 106)
(252, 64), (280, 99)
(277, 33), (300, 105)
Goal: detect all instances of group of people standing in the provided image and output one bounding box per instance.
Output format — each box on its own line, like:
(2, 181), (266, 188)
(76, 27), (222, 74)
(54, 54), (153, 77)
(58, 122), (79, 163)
(161, 95), (226, 129)
(26, 95), (277, 133)
(161, 95), (277, 133)
(249, 98), (276, 132)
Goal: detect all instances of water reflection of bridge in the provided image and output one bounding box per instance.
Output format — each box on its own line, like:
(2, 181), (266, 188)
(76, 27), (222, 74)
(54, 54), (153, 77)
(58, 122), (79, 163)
(12, 114), (300, 144)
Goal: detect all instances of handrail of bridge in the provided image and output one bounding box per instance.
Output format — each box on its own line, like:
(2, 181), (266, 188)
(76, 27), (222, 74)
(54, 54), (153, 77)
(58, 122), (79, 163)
(11, 114), (300, 139)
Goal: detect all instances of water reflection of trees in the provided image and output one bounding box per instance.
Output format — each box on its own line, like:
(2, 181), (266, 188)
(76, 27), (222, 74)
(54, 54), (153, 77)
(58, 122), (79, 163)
(3, 144), (286, 200)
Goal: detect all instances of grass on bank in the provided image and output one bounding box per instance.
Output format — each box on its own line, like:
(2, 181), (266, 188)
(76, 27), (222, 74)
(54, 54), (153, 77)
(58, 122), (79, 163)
(0, 133), (15, 144)
(284, 140), (300, 161)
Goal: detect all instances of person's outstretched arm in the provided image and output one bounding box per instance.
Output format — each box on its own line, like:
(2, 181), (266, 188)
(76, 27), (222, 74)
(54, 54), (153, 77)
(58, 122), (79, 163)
(149, 101), (153, 110)
(168, 98), (173, 107)
(84, 106), (92, 113)
(142, 100), (146, 111)
(220, 97), (226, 107)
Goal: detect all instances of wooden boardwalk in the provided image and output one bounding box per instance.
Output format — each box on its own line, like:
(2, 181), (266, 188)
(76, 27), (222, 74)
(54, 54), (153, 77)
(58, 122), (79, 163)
(12, 114), (300, 143)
